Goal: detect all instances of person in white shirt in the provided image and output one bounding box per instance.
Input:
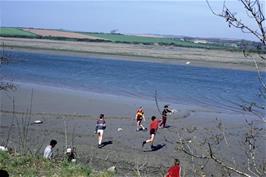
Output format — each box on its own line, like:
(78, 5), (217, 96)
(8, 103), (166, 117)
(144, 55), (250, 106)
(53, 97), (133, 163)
(43, 139), (57, 159)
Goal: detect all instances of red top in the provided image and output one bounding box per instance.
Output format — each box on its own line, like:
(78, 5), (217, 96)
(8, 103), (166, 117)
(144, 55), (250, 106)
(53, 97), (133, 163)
(150, 119), (160, 130)
(166, 165), (181, 177)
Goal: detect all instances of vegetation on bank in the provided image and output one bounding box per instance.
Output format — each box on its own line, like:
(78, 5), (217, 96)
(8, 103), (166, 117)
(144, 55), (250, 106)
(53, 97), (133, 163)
(1, 27), (265, 53)
(82, 32), (211, 47)
(0, 27), (37, 38)
(0, 151), (114, 177)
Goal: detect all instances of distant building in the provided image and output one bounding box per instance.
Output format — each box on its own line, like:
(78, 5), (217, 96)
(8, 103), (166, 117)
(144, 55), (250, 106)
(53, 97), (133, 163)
(193, 40), (208, 44)
(230, 43), (238, 48)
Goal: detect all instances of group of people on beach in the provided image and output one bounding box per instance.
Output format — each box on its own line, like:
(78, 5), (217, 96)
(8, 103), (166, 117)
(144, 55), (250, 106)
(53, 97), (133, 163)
(93, 104), (181, 176)
(95, 104), (175, 149)
(42, 104), (180, 176)
(136, 105), (175, 149)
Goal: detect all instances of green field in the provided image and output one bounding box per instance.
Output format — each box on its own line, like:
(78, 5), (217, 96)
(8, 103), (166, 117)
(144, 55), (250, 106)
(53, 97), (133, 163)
(0, 27), (239, 51)
(83, 32), (226, 49)
(0, 27), (37, 37)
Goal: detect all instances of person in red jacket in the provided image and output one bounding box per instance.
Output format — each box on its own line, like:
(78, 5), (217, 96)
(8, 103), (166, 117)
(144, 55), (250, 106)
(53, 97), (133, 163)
(166, 159), (181, 177)
(142, 116), (161, 149)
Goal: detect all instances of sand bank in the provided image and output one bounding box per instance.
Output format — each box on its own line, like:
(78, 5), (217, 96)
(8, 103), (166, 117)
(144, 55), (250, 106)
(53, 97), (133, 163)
(0, 82), (263, 176)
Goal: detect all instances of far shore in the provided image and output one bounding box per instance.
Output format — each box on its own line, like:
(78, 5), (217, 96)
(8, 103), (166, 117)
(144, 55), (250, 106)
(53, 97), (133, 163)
(1, 37), (266, 71)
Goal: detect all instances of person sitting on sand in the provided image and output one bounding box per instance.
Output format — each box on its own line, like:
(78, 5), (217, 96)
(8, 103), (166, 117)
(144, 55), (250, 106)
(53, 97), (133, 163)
(165, 159), (181, 177)
(95, 114), (106, 148)
(43, 139), (57, 160)
(135, 106), (147, 131)
(160, 105), (174, 128)
(66, 147), (76, 162)
(142, 116), (161, 149)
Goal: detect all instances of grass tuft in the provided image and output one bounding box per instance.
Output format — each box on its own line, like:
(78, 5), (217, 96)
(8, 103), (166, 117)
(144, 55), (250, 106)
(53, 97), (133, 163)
(0, 151), (94, 177)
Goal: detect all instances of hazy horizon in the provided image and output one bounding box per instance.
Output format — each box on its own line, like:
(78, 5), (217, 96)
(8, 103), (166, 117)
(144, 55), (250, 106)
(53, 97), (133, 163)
(0, 1), (263, 41)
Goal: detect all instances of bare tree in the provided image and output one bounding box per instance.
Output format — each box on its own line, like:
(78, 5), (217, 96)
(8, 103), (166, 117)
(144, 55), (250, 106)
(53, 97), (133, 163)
(176, 119), (265, 176)
(206, 0), (266, 93)
(175, 1), (266, 176)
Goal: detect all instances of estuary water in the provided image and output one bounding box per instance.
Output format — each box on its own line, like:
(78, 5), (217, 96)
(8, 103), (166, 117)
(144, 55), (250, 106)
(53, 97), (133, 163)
(1, 50), (264, 112)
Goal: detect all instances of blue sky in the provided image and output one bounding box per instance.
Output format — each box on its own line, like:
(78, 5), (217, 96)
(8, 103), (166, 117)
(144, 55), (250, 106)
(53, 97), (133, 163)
(0, 1), (262, 41)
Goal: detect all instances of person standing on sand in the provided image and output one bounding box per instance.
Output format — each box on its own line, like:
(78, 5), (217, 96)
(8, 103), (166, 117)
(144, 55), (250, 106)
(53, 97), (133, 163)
(135, 106), (147, 131)
(160, 105), (174, 128)
(165, 159), (181, 177)
(95, 114), (106, 148)
(142, 116), (161, 149)
(43, 139), (57, 160)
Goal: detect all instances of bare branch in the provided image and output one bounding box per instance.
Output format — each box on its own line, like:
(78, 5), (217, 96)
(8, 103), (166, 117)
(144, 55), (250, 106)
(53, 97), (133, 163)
(206, 0), (266, 44)
(207, 143), (253, 177)
(154, 90), (162, 115)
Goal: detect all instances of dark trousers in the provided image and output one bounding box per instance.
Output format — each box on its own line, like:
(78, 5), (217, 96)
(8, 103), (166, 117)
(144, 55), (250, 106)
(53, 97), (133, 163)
(160, 117), (167, 127)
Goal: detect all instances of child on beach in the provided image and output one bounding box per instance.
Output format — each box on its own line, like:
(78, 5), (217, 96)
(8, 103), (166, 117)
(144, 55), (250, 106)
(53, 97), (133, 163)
(95, 114), (106, 148)
(135, 106), (147, 131)
(166, 159), (181, 177)
(160, 105), (174, 128)
(65, 147), (77, 162)
(43, 139), (57, 160)
(142, 116), (161, 149)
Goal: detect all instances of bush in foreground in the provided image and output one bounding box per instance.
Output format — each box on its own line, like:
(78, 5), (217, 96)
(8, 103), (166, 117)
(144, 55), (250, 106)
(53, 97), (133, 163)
(0, 151), (114, 177)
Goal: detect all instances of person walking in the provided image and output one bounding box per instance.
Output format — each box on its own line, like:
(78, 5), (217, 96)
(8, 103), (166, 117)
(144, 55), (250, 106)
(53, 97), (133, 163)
(95, 114), (106, 148)
(142, 116), (161, 149)
(165, 159), (181, 177)
(135, 106), (146, 131)
(160, 105), (173, 128)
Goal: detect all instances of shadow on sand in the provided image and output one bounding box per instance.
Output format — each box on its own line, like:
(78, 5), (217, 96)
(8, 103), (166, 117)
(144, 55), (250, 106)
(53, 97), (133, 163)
(144, 144), (166, 152)
(99, 141), (113, 148)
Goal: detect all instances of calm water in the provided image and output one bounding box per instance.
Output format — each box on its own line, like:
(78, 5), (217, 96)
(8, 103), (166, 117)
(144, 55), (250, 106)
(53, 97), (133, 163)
(1, 50), (264, 111)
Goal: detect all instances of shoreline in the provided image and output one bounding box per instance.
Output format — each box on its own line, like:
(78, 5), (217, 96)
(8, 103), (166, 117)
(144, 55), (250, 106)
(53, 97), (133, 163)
(2, 37), (265, 71)
(1, 81), (254, 119)
(1, 81), (212, 117)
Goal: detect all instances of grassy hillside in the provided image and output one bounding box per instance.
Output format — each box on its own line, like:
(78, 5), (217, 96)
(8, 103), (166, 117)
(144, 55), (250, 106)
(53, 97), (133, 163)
(0, 152), (114, 177)
(3, 27), (264, 53)
(0, 27), (234, 50)
(0, 27), (37, 38)
(83, 32), (225, 49)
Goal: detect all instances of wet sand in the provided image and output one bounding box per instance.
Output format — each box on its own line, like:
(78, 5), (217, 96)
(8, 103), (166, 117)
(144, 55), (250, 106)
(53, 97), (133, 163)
(1, 82), (264, 176)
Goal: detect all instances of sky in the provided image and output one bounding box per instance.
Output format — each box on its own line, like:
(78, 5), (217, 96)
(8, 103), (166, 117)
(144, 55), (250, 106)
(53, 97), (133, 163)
(0, 0), (263, 41)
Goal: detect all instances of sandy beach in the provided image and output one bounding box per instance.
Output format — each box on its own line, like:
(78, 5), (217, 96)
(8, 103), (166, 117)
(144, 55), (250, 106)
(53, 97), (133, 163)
(1, 82), (264, 176)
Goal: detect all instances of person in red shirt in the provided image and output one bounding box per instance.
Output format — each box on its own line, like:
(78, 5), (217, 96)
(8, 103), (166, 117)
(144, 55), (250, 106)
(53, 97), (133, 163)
(166, 159), (181, 177)
(142, 116), (161, 149)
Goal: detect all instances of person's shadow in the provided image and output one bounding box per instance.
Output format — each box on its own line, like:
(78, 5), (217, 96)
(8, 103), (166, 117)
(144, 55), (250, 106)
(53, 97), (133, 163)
(144, 144), (166, 152)
(100, 141), (113, 148)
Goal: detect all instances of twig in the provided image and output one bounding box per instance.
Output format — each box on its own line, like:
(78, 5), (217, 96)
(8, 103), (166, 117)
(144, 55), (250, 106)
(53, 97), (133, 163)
(207, 143), (253, 177)
(64, 119), (68, 149)
(154, 90), (162, 115)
